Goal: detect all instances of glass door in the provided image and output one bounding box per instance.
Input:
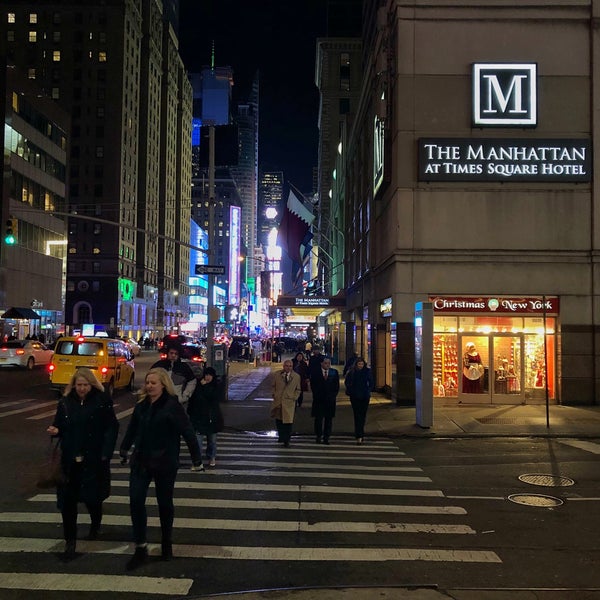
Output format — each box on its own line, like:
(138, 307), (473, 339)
(491, 335), (523, 404)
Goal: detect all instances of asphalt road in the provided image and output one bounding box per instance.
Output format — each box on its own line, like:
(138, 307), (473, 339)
(0, 355), (599, 598)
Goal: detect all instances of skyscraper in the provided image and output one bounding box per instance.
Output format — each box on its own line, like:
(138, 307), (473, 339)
(0, 0), (192, 339)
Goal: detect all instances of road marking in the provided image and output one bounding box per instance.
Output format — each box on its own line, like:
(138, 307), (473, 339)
(0, 537), (500, 563)
(29, 402), (122, 420)
(558, 439), (600, 454)
(110, 479), (446, 497)
(30, 494), (465, 514)
(0, 401), (57, 418)
(110, 467), (432, 483)
(0, 513), (476, 534)
(210, 459), (419, 472)
(0, 572), (192, 595)
(0, 398), (37, 408)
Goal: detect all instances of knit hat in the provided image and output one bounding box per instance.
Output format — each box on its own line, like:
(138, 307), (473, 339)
(204, 366), (217, 377)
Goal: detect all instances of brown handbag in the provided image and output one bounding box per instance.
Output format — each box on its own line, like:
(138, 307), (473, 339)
(36, 438), (65, 489)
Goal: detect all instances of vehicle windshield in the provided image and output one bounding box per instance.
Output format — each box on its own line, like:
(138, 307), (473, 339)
(56, 341), (104, 356)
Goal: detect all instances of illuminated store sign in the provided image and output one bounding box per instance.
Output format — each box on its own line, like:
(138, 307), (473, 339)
(277, 296), (346, 308)
(429, 296), (559, 315)
(473, 63), (537, 126)
(418, 138), (590, 182)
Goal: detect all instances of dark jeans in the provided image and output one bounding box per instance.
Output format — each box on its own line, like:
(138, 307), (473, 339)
(61, 461), (102, 542)
(314, 416), (332, 441)
(275, 419), (292, 444)
(350, 396), (370, 438)
(129, 466), (177, 545)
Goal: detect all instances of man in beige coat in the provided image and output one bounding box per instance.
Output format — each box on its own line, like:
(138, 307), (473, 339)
(271, 359), (301, 447)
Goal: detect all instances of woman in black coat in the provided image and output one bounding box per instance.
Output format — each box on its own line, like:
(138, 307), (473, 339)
(291, 352), (310, 407)
(187, 366), (224, 467)
(120, 367), (202, 570)
(46, 367), (118, 561)
(344, 357), (374, 444)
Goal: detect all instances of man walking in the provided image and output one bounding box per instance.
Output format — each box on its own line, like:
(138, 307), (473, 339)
(309, 357), (339, 445)
(151, 344), (196, 403)
(270, 359), (301, 447)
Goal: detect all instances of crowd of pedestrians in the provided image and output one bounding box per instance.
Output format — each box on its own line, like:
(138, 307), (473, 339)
(45, 338), (371, 568)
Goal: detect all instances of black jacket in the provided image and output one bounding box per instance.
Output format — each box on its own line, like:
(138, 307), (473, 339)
(310, 367), (340, 418)
(187, 379), (224, 435)
(120, 392), (201, 472)
(53, 387), (118, 503)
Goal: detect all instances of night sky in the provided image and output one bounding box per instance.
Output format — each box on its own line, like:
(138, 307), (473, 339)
(178, 0), (331, 193)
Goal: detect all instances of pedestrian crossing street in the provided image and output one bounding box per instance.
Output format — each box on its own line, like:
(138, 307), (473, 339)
(0, 432), (501, 596)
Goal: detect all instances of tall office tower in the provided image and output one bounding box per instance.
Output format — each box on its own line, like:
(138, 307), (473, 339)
(0, 1), (192, 339)
(258, 170), (283, 255)
(230, 73), (259, 267)
(0, 62), (69, 340)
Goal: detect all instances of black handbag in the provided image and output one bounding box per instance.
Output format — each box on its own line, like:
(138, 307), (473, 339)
(37, 438), (65, 489)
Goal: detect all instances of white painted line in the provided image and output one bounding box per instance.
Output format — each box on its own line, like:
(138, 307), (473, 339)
(558, 439), (600, 454)
(0, 513), (476, 534)
(29, 402), (122, 420)
(0, 572), (192, 595)
(30, 494), (464, 514)
(566, 497), (600, 501)
(110, 480), (445, 497)
(115, 407), (135, 420)
(219, 452), (412, 461)
(0, 537), (501, 563)
(0, 401), (58, 418)
(109, 467), (432, 483)
(214, 460), (419, 472)
(446, 495), (506, 501)
(0, 398), (37, 408)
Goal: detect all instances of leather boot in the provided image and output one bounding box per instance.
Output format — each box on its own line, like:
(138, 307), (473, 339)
(126, 545), (148, 570)
(62, 540), (76, 562)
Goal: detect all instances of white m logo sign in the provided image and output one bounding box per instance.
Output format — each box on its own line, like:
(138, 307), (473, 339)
(473, 63), (537, 126)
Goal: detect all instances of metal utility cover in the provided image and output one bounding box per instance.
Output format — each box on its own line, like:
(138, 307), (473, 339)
(508, 493), (564, 507)
(518, 473), (575, 487)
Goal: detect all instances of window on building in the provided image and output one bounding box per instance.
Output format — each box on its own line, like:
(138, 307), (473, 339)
(96, 146), (104, 158)
(339, 98), (350, 114)
(27, 68), (35, 79)
(8, 13), (15, 23)
(29, 31), (37, 42)
(52, 13), (61, 24)
(7, 31), (15, 42)
(51, 87), (59, 100)
(99, 51), (107, 62)
(29, 13), (37, 23)
(53, 31), (60, 42)
(53, 50), (60, 62)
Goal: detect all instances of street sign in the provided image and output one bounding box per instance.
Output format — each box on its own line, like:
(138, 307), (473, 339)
(195, 264), (225, 275)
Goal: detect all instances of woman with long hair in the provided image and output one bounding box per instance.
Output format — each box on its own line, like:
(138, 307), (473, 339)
(120, 367), (202, 570)
(46, 367), (118, 561)
(344, 357), (374, 444)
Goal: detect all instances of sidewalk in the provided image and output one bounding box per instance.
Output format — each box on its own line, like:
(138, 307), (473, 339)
(226, 359), (600, 439)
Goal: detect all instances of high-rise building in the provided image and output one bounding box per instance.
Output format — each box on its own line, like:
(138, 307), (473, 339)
(0, 62), (69, 340)
(258, 171), (283, 256)
(0, 0), (192, 340)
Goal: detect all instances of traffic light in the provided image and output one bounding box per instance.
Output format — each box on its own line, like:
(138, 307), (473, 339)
(4, 218), (17, 245)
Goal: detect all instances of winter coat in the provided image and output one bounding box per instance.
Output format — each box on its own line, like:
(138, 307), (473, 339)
(292, 358), (310, 391)
(187, 378), (224, 435)
(150, 358), (197, 402)
(344, 366), (374, 401)
(120, 391), (201, 472)
(53, 387), (118, 504)
(271, 370), (301, 424)
(310, 367), (340, 419)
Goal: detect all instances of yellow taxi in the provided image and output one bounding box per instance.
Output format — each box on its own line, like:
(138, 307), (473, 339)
(48, 336), (135, 397)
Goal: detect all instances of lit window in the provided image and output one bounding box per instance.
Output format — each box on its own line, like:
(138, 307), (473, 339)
(27, 68), (35, 79)
(7, 31), (15, 42)
(99, 51), (107, 62)
(8, 13), (15, 23)
(29, 13), (37, 24)
(29, 31), (37, 42)
(53, 50), (60, 62)
(51, 87), (59, 99)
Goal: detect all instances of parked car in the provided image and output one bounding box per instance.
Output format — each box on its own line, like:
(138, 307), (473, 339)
(0, 340), (54, 370)
(158, 333), (193, 351)
(228, 336), (250, 361)
(121, 336), (141, 356)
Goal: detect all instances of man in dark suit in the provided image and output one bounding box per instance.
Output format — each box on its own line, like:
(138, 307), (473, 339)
(309, 357), (340, 445)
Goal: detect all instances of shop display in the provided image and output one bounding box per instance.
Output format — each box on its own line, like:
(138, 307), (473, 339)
(433, 334), (458, 397)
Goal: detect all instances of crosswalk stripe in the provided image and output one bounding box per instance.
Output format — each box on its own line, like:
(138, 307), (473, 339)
(30, 494), (465, 514)
(215, 450), (410, 459)
(0, 401), (57, 418)
(109, 480), (446, 497)
(28, 402), (122, 421)
(109, 466), (432, 483)
(198, 459), (420, 471)
(0, 537), (501, 563)
(558, 439), (600, 454)
(0, 513), (476, 534)
(0, 572), (192, 595)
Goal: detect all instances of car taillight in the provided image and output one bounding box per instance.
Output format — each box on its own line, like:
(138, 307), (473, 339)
(100, 366), (109, 375)
(16, 349), (25, 355)
(160, 353), (167, 359)
(192, 356), (203, 362)
(48, 364), (55, 372)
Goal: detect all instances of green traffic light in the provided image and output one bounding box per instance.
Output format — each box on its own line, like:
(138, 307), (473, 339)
(4, 234), (15, 245)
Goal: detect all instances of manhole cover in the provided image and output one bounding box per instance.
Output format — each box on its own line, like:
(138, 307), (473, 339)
(519, 473), (575, 487)
(508, 493), (564, 507)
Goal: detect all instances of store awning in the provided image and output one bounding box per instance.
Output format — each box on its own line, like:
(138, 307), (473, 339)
(1, 307), (41, 320)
